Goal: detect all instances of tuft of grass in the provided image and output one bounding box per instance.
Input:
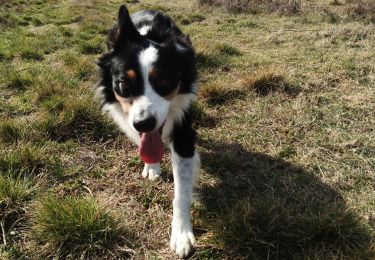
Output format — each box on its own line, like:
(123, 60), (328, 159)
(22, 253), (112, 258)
(0, 172), (34, 246)
(199, 82), (243, 105)
(241, 68), (299, 96)
(174, 13), (205, 25)
(0, 120), (22, 144)
(214, 43), (241, 56)
(20, 50), (44, 61)
(213, 197), (374, 259)
(0, 173), (33, 210)
(40, 96), (117, 142)
(31, 196), (134, 259)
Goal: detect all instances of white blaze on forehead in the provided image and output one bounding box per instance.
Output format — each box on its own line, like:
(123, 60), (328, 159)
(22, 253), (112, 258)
(139, 25), (151, 36)
(139, 45), (158, 71)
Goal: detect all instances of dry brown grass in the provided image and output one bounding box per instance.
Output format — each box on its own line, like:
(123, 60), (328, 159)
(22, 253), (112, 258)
(197, 0), (302, 14)
(346, 0), (375, 22)
(1, 0), (374, 259)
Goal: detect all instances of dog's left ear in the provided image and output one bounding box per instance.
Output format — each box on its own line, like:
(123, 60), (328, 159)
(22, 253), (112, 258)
(107, 5), (141, 50)
(173, 35), (195, 68)
(170, 36), (197, 92)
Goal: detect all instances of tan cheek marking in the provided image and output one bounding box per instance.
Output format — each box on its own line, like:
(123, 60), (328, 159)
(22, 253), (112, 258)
(164, 85), (180, 101)
(114, 93), (132, 114)
(126, 69), (136, 79)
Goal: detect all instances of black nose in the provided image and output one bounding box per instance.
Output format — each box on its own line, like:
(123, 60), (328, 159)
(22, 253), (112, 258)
(133, 117), (156, 132)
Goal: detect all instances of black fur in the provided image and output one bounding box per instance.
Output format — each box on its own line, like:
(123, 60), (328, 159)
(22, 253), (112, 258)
(171, 109), (196, 158)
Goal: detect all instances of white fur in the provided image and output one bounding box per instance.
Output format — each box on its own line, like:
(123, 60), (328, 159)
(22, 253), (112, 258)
(142, 163), (161, 180)
(102, 102), (141, 145)
(162, 92), (196, 142)
(139, 25), (151, 36)
(170, 147), (200, 258)
(131, 12), (156, 26)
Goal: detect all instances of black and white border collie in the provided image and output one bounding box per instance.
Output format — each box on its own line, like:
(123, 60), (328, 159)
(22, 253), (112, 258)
(95, 5), (199, 258)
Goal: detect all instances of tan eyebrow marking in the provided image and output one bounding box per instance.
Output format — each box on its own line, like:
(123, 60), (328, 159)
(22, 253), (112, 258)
(126, 69), (136, 79)
(149, 67), (157, 78)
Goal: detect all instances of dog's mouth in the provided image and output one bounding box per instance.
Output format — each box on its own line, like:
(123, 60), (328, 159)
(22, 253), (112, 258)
(138, 127), (164, 164)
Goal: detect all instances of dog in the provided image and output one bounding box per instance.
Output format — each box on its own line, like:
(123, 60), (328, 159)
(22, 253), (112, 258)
(95, 5), (200, 258)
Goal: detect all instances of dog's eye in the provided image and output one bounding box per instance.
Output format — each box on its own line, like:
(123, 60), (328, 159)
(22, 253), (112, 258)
(154, 79), (169, 88)
(119, 81), (127, 89)
(115, 80), (131, 98)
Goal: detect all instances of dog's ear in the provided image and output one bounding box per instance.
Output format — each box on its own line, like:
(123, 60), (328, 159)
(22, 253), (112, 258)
(170, 36), (197, 93)
(107, 5), (140, 50)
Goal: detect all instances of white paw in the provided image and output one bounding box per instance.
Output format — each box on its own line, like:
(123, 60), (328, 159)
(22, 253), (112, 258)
(170, 222), (196, 258)
(141, 163), (161, 181)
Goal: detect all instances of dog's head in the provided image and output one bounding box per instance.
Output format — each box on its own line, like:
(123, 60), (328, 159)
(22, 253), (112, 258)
(99, 5), (196, 133)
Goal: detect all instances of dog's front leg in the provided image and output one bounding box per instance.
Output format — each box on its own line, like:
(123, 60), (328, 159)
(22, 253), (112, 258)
(170, 145), (200, 258)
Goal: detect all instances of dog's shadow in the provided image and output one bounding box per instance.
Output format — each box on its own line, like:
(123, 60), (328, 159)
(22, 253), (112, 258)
(195, 139), (373, 259)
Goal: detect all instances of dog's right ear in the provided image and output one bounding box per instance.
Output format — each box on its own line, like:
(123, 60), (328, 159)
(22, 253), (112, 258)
(107, 5), (140, 50)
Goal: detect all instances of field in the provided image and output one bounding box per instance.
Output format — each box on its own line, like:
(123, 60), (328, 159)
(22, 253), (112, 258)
(0, 0), (374, 259)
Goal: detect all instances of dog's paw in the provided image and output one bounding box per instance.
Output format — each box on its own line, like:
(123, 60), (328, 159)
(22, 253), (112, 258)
(170, 223), (196, 258)
(141, 163), (161, 181)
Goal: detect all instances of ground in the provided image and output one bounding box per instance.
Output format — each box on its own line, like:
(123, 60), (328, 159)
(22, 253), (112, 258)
(0, 0), (374, 259)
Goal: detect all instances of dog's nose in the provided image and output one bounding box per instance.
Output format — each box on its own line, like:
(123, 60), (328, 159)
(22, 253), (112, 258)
(133, 116), (156, 132)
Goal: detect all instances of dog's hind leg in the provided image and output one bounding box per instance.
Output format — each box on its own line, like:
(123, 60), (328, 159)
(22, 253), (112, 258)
(142, 163), (161, 180)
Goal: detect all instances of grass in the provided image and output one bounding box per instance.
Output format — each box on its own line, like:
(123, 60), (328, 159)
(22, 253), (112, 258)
(0, 0), (374, 259)
(0, 172), (34, 250)
(0, 173), (33, 209)
(30, 196), (133, 258)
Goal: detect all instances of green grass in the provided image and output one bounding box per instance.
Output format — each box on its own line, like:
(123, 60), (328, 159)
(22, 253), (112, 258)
(0, 173), (33, 208)
(0, 0), (374, 259)
(0, 172), (34, 251)
(0, 120), (22, 143)
(31, 196), (133, 258)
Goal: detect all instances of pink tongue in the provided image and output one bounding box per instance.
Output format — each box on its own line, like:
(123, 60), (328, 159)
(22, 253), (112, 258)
(139, 130), (164, 164)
